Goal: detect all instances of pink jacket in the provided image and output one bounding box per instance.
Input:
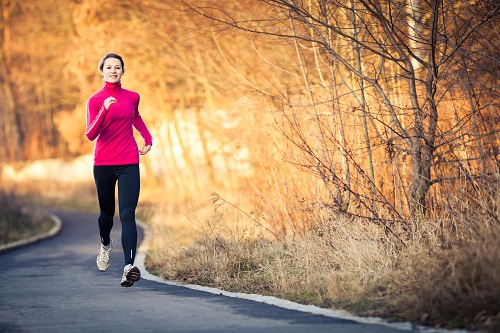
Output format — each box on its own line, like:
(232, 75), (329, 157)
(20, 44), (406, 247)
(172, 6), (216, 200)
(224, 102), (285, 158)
(86, 81), (153, 166)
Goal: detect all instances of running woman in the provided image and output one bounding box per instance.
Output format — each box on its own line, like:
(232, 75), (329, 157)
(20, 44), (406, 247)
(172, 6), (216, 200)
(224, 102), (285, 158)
(86, 52), (153, 287)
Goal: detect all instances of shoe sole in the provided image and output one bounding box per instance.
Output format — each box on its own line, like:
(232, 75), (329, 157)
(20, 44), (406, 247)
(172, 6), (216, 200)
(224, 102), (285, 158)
(121, 266), (141, 287)
(96, 260), (110, 272)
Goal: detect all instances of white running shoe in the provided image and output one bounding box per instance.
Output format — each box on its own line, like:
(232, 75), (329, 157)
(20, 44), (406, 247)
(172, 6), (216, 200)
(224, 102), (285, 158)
(121, 264), (141, 287)
(96, 239), (113, 272)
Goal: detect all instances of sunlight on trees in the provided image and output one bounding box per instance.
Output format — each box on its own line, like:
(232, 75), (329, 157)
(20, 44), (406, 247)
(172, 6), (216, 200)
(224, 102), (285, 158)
(0, 0), (499, 226)
(184, 0), (500, 220)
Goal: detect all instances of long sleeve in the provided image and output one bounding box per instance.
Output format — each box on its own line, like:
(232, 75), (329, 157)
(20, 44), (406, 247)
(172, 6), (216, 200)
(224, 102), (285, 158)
(132, 96), (153, 146)
(85, 97), (108, 141)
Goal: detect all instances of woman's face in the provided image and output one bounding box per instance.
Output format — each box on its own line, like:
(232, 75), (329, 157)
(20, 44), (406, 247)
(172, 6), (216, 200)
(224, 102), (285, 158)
(101, 57), (123, 83)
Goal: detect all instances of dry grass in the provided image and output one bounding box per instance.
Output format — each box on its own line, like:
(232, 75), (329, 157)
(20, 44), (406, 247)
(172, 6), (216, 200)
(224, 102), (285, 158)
(146, 188), (500, 332)
(0, 190), (56, 245)
(383, 231), (500, 330)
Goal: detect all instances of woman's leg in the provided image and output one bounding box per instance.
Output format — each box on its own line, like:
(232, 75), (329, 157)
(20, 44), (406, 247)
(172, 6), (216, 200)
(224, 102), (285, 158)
(93, 166), (116, 246)
(116, 164), (140, 266)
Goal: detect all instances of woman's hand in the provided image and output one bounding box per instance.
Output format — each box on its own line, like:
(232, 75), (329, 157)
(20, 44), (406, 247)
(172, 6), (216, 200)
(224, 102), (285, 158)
(103, 97), (117, 110)
(139, 142), (152, 155)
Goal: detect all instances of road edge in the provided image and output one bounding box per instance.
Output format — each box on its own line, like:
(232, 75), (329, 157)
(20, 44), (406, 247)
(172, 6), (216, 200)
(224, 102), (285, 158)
(0, 212), (62, 254)
(134, 220), (468, 333)
(0, 213), (467, 333)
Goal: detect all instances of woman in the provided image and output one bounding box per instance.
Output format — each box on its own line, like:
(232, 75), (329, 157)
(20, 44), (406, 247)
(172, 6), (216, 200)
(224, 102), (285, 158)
(86, 52), (153, 287)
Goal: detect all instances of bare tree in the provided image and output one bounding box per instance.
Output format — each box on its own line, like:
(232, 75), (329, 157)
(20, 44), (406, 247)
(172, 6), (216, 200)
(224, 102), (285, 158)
(0, 0), (21, 162)
(184, 0), (500, 218)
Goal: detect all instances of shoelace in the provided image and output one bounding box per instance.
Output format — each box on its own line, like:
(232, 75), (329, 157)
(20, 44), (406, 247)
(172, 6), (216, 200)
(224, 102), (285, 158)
(99, 246), (110, 262)
(122, 266), (131, 282)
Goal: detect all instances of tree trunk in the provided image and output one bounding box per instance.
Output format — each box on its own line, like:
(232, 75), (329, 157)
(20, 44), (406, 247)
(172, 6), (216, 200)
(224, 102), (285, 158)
(407, 0), (424, 71)
(408, 0), (440, 216)
(0, 48), (21, 162)
(0, 0), (21, 162)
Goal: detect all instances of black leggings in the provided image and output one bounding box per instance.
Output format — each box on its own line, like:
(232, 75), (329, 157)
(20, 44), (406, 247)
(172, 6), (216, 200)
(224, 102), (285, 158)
(93, 164), (140, 266)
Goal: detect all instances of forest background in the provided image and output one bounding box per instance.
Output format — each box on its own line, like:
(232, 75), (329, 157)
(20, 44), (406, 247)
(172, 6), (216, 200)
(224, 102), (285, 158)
(0, 0), (499, 331)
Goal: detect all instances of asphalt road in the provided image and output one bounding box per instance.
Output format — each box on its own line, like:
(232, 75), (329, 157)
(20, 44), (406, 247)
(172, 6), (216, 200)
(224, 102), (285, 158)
(0, 210), (411, 333)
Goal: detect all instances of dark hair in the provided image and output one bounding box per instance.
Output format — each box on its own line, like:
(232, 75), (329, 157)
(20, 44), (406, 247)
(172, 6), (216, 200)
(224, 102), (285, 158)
(98, 53), (125, 73)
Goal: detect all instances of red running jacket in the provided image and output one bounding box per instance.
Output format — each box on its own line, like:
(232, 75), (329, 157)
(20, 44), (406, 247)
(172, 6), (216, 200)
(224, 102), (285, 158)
(86, 81), (153, 166)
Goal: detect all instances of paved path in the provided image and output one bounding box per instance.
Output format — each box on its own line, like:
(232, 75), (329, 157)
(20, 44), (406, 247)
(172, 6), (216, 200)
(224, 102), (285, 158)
(0, 210), (410, 333)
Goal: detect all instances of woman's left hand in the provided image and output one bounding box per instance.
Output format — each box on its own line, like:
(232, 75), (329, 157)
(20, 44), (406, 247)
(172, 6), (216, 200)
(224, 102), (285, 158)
(139, 142), (152, 155)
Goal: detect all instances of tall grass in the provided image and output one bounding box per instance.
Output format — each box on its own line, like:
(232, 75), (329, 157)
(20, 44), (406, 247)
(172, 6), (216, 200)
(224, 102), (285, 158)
(146, 176), (500, 332)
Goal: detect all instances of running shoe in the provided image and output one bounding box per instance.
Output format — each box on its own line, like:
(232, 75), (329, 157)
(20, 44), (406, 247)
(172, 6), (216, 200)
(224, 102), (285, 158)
(96, 239), (113, 272)
(121, 264), (141, 287)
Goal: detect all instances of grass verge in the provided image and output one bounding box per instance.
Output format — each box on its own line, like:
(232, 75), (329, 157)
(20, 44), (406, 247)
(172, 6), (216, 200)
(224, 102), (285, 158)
(146, 194), (500, 332)
(0, 190), (55, 246)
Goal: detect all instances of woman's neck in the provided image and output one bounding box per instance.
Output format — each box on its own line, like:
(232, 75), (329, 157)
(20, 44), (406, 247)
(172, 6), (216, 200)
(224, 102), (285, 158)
(103, 81), (121, 90)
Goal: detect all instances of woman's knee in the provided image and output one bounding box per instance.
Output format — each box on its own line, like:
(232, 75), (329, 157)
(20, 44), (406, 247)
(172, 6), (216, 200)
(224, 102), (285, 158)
(99, 210), (114, 221)
(120, 206), (136, 224)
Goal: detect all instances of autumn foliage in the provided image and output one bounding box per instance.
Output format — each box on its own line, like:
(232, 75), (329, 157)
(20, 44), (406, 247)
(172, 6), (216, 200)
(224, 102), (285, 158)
(1, 0), (499, 330)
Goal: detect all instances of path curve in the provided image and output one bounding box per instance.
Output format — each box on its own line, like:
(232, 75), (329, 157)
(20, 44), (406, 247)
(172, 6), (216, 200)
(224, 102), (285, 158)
(0, 210), (461, 333)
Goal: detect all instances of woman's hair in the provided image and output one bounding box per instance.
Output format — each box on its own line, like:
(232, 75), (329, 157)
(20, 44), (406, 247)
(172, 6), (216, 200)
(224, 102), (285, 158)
(98, 53), (125, 73)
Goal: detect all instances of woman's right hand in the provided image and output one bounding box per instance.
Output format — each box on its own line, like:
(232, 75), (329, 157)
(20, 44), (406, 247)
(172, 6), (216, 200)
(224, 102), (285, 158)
(103, 97), (117, 110)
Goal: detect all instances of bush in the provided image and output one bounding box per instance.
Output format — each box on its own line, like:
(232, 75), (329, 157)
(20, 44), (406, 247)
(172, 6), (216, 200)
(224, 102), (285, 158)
(0, 190), (53, 245)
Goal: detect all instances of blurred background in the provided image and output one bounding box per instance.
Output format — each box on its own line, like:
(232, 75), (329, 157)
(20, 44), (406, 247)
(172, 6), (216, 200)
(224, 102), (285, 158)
(0, 0), (270, 206)
(1, 0), (498, 218)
